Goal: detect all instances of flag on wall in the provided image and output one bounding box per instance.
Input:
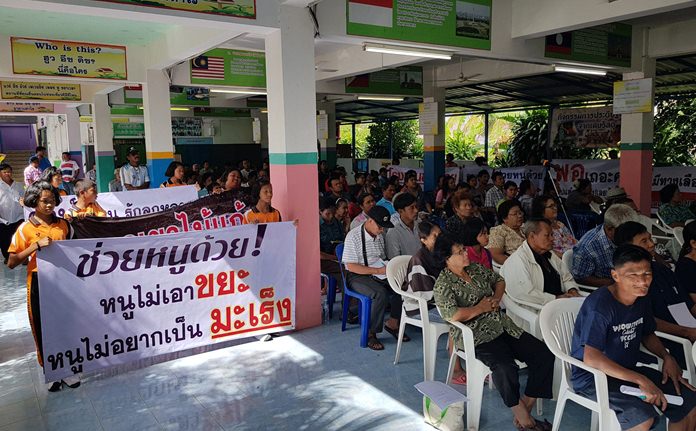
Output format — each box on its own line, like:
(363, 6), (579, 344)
(191, 56), (225, 80)
(348, 0), (393, 28)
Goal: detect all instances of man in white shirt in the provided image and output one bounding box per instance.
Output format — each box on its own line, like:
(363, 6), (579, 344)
(0, 163), (25, 264)
(120, 147), (150, 190)
(341, 206), (408, 350)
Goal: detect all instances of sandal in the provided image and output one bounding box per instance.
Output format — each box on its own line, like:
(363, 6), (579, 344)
(385, 325), (411, 342)
(367, 336), (384, 351)
(514, 418), (552, 431)
(346, 312), (359, 325)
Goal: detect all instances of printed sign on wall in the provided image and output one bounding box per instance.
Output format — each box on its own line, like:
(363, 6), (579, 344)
(190, 49), (266, 88)
(11, 37), (127, 80)
(347, 0), (492, 50)
(545, 23), (632, 68)
(0, 102), (54, 113)
(95, 0), (255, 19)
(345, 66), (423, 96)
(0, 81), (81, 101)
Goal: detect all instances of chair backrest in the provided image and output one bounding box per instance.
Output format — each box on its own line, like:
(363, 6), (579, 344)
(692, 342), (696, 369)
(335, 243), (347, 281)
(539, 298), (584, 388)
(656, 210), (675, 234)
(386, 255), (411, 295)
(674, 226), (685, 247)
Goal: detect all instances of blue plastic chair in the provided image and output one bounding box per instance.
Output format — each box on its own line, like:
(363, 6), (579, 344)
(335, 243), (372, 348)
(320, 273), (338, 320)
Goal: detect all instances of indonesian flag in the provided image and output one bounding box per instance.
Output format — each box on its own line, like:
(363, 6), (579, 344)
(348, 0), (393, 28)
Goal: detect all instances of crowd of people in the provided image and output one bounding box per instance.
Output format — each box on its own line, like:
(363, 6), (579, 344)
(6, 147), (696, 429)
(317, 157), (696, 431)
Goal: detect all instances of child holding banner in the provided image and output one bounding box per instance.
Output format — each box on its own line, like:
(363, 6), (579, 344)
(66, 179), (106, 219)
(244, 180), (282, 224)
(6, 180), (76, 392)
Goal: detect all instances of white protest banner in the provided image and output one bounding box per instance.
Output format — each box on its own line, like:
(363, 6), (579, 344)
(38, 222), (296, 382)
(387, 166), (460, 185)
(550, 107), (621, 148)
(24, 185), (198, 219)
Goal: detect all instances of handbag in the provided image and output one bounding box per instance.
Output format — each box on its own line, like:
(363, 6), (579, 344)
(422, 396), (464, 431)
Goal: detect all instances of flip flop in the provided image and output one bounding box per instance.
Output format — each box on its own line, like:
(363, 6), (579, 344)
(451, 374), (467, 385)
(385, 326), (411, 342)
(367, 336), (384, 351)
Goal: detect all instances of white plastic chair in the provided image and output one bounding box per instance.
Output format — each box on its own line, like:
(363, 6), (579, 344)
(492, 261), (502, 274)
(539, 298), (621, 431)
(589, 201), (602, 215)
(502, 294), (543, 339)
(657, 211), (676, 235)
(561, 249), (597, 293)
(441, 307), (543, 429)
(654, 331), (696, 384)
(691, 342), (696, 370)
(637, 214), (674, 242)
(386, 256), (450, 381)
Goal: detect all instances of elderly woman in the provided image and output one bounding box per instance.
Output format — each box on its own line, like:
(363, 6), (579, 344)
(501, 219), (580, 310)
(434, 234), (554, 431)
(658, 184), (696, 228)
(531, 195), (576, 257)
(487, 200), (525, 265)
(445, 191), (477, 237)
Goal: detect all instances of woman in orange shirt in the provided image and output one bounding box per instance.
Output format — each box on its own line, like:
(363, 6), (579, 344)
(244, 179), (282, 224)
(160, 161), (186, 188)
(7, 181), (75, 392)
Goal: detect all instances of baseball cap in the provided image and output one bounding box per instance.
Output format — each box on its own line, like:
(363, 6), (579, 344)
(127, 146), (139, 155)
(366, 205), (394, 229)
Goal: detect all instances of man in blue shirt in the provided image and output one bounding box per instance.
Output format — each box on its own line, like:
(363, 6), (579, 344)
(571, 245), (696, 430)
(614, 221), (696, 369)
(571, 203), (637, 287)
(35, 146), (51, 172)
(376, 183), (396, 215)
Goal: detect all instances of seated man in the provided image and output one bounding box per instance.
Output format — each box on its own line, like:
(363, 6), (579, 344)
(385, 192), (421, 259)
(571, 203), (637, 287)
(341, 206), (408, 350)
(614, 221), (696, 369)
(571, 244), (696, 431)
(319, 197), (345, 290)
(501, 219), (580, 310)
(376, 183), (397, 215)
(67, 179), (107, 218)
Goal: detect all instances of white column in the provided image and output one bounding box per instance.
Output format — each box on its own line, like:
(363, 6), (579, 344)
(265, 4), (321, 330)
(93, 94), (115, 192)
(317, 101), (337, 167)
(142, 69), (174, 188)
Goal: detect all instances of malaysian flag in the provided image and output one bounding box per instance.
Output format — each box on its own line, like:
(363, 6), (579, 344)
(191, 56), (225, 80)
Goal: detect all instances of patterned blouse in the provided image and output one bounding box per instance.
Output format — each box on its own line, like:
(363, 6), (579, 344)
(487, 223), (525, 256)
(434, 264), (522, 349)
(659, 203), (696, 226)
(552, 220), (577, 255)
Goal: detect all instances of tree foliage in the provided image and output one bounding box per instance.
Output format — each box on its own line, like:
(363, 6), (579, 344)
(653, 99), (696, 166)
(365, 120), (422, 159)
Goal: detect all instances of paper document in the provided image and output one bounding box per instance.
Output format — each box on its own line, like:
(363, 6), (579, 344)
(415, 381), (468, 409)
(371, 259), (387, 280)
(620, 385), (683, 406)
(668, 302), (696, 328)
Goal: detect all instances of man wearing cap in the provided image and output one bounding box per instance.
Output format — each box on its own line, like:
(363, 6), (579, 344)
(120, 147), (150, 191)
(341, 205), (408, 350)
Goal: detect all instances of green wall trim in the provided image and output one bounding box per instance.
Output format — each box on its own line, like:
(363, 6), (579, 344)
(620, 142), (653, 151)
(269, 152), (317, 165)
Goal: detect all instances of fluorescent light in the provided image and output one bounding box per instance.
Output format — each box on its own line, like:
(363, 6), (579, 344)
(210, 89), (267, 95)
(363, 43), (452, 60)
(357, 95), (405, 102)
(554, 66), (607, 76)
(137, 106), (190, 111)
(260, 109), (268, 113)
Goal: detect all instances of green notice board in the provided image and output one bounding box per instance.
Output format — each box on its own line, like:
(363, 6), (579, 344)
(346, 0), (491, 50)
(346, 66), (423, 95)
(190, 49), (266, 87)
(545, 23), (632, 67)
(113, 122), (144, 138)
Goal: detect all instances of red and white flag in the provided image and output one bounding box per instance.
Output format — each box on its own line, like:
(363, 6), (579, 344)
(191, 56), (225, 80)
(348, 0), (393, 28)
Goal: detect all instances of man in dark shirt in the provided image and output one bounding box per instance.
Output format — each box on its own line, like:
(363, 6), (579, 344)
(615, 221), (696, 368)
(571, 245), (696, 430)
(319, 197), (345, 292)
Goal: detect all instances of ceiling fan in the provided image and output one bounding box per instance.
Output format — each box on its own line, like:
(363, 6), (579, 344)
(436, 58), (482, 85)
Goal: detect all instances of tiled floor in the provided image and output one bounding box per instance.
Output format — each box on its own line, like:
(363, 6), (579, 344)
(0, 264), (664, 430)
